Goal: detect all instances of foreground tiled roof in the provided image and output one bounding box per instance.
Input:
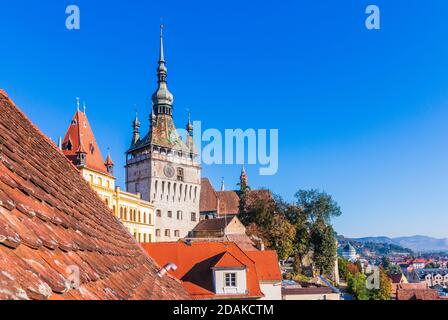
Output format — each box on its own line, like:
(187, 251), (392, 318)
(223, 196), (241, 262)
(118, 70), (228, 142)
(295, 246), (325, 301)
(142, 241), (265, 299)
(0, 90), (190, 300)
(61, 110), (110, 175)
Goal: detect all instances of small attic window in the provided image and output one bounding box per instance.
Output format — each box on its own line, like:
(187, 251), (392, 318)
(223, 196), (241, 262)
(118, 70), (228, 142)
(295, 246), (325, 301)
(66, 140), (72, 151)
(71, 120), (77, 125)
(89, 143), (95, 154)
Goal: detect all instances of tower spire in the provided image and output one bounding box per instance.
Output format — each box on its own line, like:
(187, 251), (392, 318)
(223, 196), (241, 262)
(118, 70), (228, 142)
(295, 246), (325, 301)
(152, 24), (174, 116)
(131, 111), (141, 146)
(159, 23), (165, 63)
(76, 97), (80, 111)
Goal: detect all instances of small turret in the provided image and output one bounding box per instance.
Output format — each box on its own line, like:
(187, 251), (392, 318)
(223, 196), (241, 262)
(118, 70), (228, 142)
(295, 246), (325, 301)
(131, 112), (140, 146)
(104, 150), (114, 175)
(76, 140), (87, 167)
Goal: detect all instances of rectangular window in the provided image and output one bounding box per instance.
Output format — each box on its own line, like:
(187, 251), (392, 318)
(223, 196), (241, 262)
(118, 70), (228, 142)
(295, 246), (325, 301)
(191, 212), (196, 222)
(168, 211), (172, 218)
(174, 230), (180, 237)
(177, 168), (184, 181)
(156, 210), (161, 217)
(156, 229), (161, 237)
(225, 273), (237, 287)
(165, 229), (170, 237)
(143, 234), (147, 243)
(177, 211), (183, 220)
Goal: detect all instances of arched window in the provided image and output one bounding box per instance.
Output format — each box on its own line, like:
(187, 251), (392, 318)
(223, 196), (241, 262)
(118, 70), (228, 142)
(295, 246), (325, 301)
(138, 211), (141, 223)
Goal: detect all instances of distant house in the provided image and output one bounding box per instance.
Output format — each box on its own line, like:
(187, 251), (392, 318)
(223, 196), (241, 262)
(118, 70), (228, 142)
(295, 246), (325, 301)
(389, 273), (408, 297)
(412, 258), (427, 270)
(187, 215), (262, 251)
(412, 269), (448, 287)
(142, 241), (283, 300)
(189, 215), (246, 238)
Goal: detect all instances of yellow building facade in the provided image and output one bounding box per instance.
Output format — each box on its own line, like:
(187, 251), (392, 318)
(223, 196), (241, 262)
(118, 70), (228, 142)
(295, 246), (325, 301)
(61, 107), (155, 243)
(81, 167), (155, 243)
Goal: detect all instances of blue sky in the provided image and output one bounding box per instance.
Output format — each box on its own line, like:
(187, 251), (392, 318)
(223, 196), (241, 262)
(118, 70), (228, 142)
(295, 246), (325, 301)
(1, 0), (447, 238)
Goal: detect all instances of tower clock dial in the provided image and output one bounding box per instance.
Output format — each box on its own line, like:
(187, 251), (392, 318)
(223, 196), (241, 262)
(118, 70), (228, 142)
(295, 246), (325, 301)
(164, 164), (175, 178)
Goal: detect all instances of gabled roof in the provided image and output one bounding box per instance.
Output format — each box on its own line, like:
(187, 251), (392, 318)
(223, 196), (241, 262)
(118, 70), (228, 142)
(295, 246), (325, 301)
(0, 90), (190, 300)
(217, 191), (240, 215)
(141, 241), (264, 299)
(61, 110), (110, 175)
(213, 252), (246, 269)
(192, 216), (234, 232)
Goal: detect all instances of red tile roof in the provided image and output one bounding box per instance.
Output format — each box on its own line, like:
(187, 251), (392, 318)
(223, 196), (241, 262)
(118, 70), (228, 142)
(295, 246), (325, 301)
(217, 191), (240, 215)
(213, 252), (246, 268)
(61, 110), (110, 175)
(199, 178), (218, 212)
(396, 288), (439, 300)
(0, 91), (190, 300)
(246, 250), (282, 282)
(141, 241), (265, 299)
(192, 217), (233, 232)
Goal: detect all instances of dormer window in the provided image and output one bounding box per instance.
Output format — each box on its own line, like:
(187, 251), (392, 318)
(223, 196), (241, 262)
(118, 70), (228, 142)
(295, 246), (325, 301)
(66, 140), (73, 151)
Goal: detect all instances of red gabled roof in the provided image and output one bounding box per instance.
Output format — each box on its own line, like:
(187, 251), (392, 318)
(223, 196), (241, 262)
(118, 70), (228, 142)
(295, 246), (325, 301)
(214, 252), (246, 268)
(0, 90), (190, 300)
(141, 241), (264, 299)
(61, 110), (109, 175)
(217, 191), (240, 215)
(246, 250), (282, 282)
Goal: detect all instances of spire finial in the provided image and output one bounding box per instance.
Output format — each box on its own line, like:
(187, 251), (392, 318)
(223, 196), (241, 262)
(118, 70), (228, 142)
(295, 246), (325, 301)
(83, 101), (86, 114)
(76, 97), (80, 111)
(221, 177), (225, 191)
(159, 23), (165, 63)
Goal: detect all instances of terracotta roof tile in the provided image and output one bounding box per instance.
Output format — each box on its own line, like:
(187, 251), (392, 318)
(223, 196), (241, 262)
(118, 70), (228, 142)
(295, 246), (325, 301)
(142, 241), (264, 299)
(246, 250), (282, 282)
(217, 191), (240, 215)
(0, 90), (190, 300)
(213, 252), (246, 268)
(192, 217), (232, 232)
(200, 178), (218, 212)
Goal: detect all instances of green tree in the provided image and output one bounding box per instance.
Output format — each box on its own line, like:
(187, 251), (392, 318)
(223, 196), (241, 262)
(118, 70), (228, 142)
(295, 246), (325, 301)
(347, 272), (369, 300)
(310, 219), (337, 275)
(268, 215), (296, 261)
(338, 257), (349, 280)
(294, 189), (342, 224)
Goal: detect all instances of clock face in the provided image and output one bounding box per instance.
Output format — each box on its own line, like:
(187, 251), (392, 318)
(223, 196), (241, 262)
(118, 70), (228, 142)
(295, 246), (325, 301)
(164, 164), (175, 178)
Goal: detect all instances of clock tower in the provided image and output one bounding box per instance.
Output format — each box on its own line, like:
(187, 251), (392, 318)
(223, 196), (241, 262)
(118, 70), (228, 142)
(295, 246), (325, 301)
(125, 25), (201, 241)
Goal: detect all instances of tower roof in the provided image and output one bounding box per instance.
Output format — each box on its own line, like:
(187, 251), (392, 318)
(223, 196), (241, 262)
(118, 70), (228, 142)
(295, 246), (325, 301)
(152, 24), (174, 108)
(127, 26), (193, 155)
(61, 106), (109, 175)
(105, 151), (114, 166)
